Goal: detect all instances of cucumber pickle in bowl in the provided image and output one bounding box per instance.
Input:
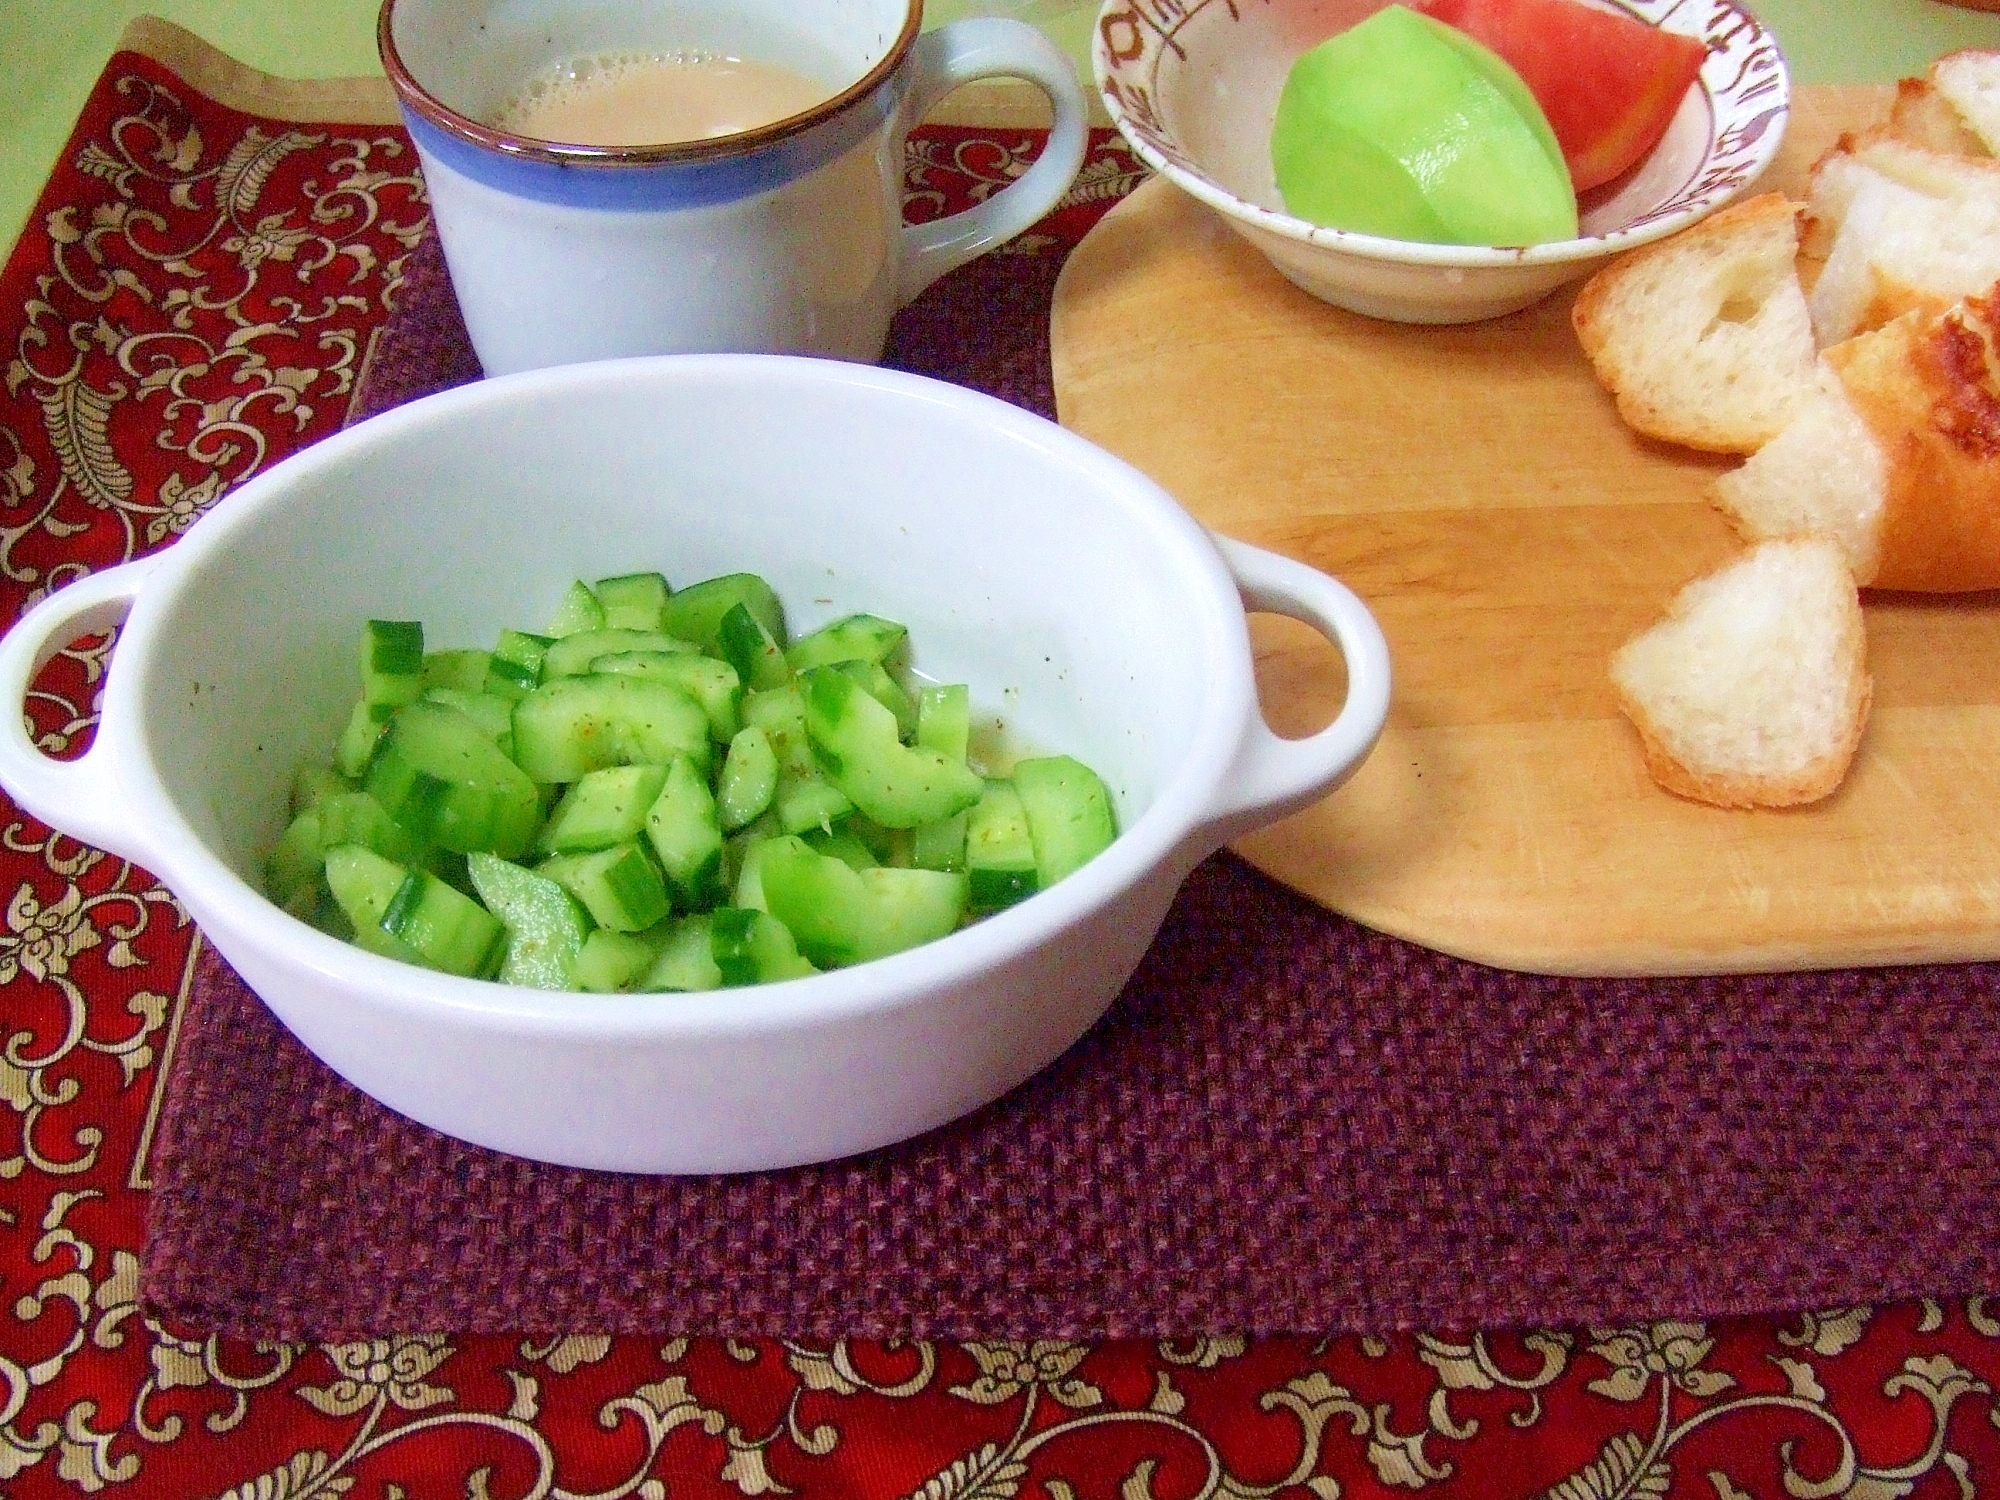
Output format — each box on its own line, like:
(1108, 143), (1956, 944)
(0, 357), (1390, 1173)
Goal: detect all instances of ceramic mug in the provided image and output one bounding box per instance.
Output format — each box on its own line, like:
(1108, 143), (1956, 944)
(380, 0), (1088, 375)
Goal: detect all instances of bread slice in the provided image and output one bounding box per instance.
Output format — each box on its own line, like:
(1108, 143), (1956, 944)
(1874, 75), (1990, 156)
(1712, 289), (2000, 592)
(1711, 363), (1888, 581)
(1807, 157), (2000, 343)
(1610, 538), (1870, 809)
(1932, 50), (2000, 153)
(1572, 193), (1819, 454)
(1825, 288), (2000, 591)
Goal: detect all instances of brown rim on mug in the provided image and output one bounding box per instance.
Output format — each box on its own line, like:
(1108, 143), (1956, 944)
(377, 0), (925, 167)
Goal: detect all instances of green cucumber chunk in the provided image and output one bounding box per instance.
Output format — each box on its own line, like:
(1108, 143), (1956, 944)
(421, 647), (491, 695)
(364, 699), (542, 857)
(709, 905), (817, 986)
(916, 683), (971, 763)
(361, 619), (424, 714)
(718, 601), (791, 691)
(381, 866), (506, 977)
(834, 659), (916, 739)
(539, 763), (670, 855)
(799, 665), (982, 829)
(590, 650), (742, 741)
(546, 579), (607, 637)
(661, 573), (786, 657)
(542, 628), (700, 680)
(537, 842), (670, 932)
(593, 571), (671, 632)
(573, 925), (668, 993)
(758, 835), (968, 968)
(1013, 754), (1117, 888)
(644, 756), (724, 906)
(291, 763), (355, 817)
(965, 780), (1038, 911)
(466, 852), (589, 990)
(334, 697), (390, 779)
(910, 810), (968, 873)
(322, 844), (425, 965)
(785, 613), (907, 672)
(716, 725), (779, 831)
(511, 675), (710, 783)
(774, 768), (853, 836)
(642, 914), (722, 991)
(421, 687), (515, 753)
(803, 824), (880, 870)
(484, 629), (552, 702)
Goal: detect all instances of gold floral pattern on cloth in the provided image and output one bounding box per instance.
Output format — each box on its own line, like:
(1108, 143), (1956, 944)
(3, 34), (2000, 1500)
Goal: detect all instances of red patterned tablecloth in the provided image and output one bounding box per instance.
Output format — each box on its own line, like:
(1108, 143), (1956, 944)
(4, 19), (2000, 1498)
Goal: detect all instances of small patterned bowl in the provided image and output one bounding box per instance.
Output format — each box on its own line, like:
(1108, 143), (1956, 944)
(1093, 0), (1790, 323)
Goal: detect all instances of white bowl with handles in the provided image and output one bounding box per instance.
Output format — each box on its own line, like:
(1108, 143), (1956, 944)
(0, 356), (1389, 1173)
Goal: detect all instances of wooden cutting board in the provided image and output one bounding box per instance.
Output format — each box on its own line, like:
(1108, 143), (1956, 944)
(1052, 85), (2000, 977)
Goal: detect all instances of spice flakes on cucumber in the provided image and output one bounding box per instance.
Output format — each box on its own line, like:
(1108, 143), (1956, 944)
(267, 570), (1116, 991)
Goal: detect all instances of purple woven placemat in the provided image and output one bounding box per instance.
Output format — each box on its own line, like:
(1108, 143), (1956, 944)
(143, 233), (2000, 1342)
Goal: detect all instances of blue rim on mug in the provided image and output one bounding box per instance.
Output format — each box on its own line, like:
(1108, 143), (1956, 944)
(377, 0), (924, 210)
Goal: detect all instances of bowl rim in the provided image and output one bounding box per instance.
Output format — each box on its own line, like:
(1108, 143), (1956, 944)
(1092, 0), (1791, 270)
(102, 354), (1258, 1041)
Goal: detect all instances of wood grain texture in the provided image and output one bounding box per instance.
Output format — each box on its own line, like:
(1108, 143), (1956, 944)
(1048, 85), (2000, 976)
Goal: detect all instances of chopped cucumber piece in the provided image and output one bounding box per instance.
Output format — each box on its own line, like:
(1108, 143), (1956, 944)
(1013, 755), (1117, 888)
(539, 763), (670, 855)
(642, 914), (722, 991)
(542, 628), (699, 680)
(758, 835), (968, 968)
(485, 629), (551, 702)
(774, 767), (852, 836)
(916, 683), (971, 764)
(546, 579), (606, 637)
(422, 687), (515, 753)
(361, 620), (425, 714)
(834, 659), (917, 740)
(381, 866), (506, 977)
(591, 651), (742, 742)
(716, 725), (778, 831)
(661, 573), (786, 657)
(593, 571), (671, 632)
(910, 810), (968, 873)
(334, 697), (391, 779)
(511, 675), (710, 783)
(718, 601), (791, 691)
(803, 824), (880, 870)
(645, 756), (724, 906)
(785, 613), (907, 672)
(537, 842), (670, 932)
(422, 648), (491, 694)
(966, 781), (1037, 911)
(574, 925), (667, 993)
(799, 666), (982, 829)
(322, 844), (425, 965)
(292, 762), (356, 816)
(467, 852), (589, 989)
(710, 905), (816, 986)
(365, 700), (542, 857)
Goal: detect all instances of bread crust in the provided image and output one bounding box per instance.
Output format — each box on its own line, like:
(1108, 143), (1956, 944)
(1827, 288), (2000, 591)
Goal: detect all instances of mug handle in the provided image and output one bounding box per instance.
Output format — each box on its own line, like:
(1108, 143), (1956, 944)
(894, 17), (1089, 305)
(0, 560), (160, 868)
(1192, 536), (1393, 852)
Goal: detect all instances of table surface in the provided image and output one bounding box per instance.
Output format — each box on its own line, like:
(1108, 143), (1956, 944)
(5, 0), (2000, 257)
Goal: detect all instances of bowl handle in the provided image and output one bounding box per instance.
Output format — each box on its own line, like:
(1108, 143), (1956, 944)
(1196, 536), (1392, 851)
(0, 560), (161, 867)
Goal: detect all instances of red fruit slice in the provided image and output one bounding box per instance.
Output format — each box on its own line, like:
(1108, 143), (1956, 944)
(1415, 0), (1708, 192)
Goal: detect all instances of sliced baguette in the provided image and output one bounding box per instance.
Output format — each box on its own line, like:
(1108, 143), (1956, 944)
(1610, 537), (1870, 809)
(1874, 74), (1990, 156)
(1932, 50), (2000, 154)
(1807, 158), (2000, 344)
(1713, 289), (2000, 592)
(1572, 193), (1818, 454)
(1825, 288), (2000, 591)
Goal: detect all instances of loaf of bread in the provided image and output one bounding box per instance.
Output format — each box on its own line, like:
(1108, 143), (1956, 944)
(1571, 193), (1819, 453)
(1610, 537), (1871, 808)
(1713, 288), (2000, 592)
